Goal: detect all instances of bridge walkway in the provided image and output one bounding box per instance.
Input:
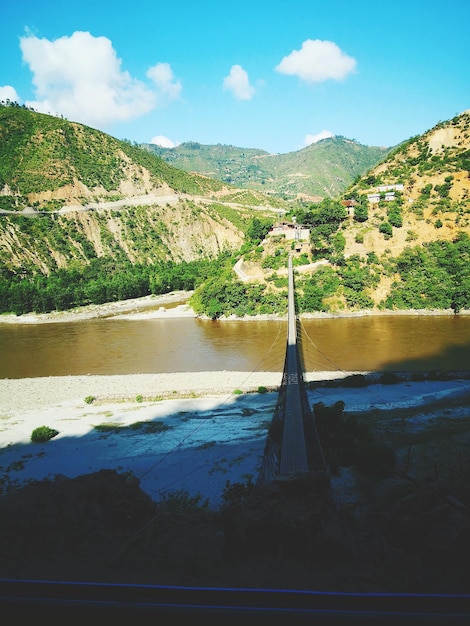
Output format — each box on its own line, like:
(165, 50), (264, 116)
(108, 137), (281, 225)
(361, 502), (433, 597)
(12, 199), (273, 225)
(257, 254), (327, 485)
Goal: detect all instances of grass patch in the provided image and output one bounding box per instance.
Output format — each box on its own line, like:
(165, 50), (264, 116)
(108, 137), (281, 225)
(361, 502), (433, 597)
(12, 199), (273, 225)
(93, 420), (171, 434)
(198, 441), (217, 450)
(129, 421), (171, 434)
(94, 422), (121, 433)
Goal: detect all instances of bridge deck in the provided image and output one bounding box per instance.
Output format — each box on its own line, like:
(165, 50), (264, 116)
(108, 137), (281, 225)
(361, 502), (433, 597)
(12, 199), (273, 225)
(278, 255), (310, 476)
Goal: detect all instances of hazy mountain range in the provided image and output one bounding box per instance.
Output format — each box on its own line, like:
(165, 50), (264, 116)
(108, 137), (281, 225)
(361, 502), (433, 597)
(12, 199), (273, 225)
(142, 136), (390, 201)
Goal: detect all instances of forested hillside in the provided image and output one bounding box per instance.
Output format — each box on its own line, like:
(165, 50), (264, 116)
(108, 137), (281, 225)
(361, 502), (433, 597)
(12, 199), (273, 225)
(144, 136), (389, 201)
(0, 103), (468, 318)
(0, 103), (232, 212)
(191, 111), (470, 317)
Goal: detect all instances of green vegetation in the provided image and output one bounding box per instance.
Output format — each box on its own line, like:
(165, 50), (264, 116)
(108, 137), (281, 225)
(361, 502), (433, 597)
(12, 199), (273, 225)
(384, 232), (470, 312)
(93, 420), (171, 434)
(31, 426), (59, 443)
(220, 477), (255, 509)
(314, 400), (395, 478)
(145, 136), (389, 200)
(289, 198), (348, 258)
(353, 200), (368, 222)
(0, 103), (223, 201)
(190, 274), (286, 319)
(295, 265), (340, 312)
(0, 253), (224, 316)
(157, 489), (210, 515)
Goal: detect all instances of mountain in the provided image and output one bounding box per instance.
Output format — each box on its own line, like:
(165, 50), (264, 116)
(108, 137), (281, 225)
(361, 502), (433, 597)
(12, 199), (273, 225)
(340, 109), (470, 260)
(0, 105), (229, 211)
(0, 104), (468, 316)
(225, 111), (470, 315)
(0, 104), (287, 274)
(143, 137), (390, 201)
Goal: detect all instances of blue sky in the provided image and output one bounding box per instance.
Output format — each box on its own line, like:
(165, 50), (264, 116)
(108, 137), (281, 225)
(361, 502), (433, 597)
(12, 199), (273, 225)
(1, 0), (469, 154)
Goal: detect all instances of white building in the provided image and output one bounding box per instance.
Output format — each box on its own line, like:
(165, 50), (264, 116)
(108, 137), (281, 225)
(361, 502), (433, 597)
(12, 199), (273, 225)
(269, 222), (310, 241)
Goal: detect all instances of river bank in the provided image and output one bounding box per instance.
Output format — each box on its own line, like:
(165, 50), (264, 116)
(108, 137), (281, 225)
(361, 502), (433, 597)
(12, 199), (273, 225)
(0, 289), (468, 325)
(1, 369), (469, 504)
(0, 291), (197, 324)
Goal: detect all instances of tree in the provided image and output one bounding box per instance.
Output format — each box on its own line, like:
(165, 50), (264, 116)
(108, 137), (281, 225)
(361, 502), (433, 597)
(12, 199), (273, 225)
(246, 218), (272, 243)
(354, 203), (368, 222)
(388, 205), (403, 228)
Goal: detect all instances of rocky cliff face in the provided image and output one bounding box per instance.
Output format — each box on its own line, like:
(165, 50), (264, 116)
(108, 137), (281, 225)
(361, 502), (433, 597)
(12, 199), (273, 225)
(0, 197), (246, 274)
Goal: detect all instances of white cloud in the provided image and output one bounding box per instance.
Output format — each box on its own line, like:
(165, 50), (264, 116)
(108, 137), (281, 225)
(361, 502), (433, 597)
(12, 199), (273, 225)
(223, 65), (255, 100)
(146, 62), (182, 100)
(304, 130), (334, 146)
(275, 39), (356, 83)
(0, 85), (21, 103)
(19, 31), (157, 127)
(150, 135), (179, 148)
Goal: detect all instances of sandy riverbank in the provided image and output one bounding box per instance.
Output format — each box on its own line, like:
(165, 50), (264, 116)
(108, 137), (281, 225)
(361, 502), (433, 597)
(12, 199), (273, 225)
(0, 291), (197, 324)
(0, 369), (373, 414)
(1, 289), (468, 325)
(0, 371), (283, 413)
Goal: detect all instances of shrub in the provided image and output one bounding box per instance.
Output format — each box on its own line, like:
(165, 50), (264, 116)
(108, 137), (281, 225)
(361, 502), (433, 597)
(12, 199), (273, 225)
(342, 374), (368, 387)
(31, 426), (59, 443)
(84, 395), (95, 404)
(313, 400), (396, 477)
(135, 394), (143, 403)
(257, 386), (268, 394)
(221, 477), (254, 509)
(379, 221), (393, 238)
(158, 489), (209, 515)
(353, 442), (395, 478)
(378, 371), (403, 385)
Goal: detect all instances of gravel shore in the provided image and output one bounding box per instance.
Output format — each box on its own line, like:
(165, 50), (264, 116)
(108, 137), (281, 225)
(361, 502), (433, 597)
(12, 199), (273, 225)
(0, 371), (284, 413)
(0, 370), (361, 414)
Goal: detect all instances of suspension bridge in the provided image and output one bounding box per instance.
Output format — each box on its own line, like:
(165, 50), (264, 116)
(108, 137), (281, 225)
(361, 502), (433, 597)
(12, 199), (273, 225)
(257, 254), (328, 486)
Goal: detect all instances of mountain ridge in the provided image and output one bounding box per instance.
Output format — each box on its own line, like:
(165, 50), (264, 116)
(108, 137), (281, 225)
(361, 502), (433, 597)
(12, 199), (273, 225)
(143, 135), (390, 201)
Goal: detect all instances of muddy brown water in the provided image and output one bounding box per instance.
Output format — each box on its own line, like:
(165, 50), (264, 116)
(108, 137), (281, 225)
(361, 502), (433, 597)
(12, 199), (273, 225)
(1, 309), (469, 379)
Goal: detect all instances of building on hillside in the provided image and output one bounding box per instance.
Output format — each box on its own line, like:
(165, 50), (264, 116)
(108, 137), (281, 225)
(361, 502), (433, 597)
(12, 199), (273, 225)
(341, 199), (358, 216)
(367, 191), (398, 203)
(269, 221), (310, 241)
(377, 184), (404, 192)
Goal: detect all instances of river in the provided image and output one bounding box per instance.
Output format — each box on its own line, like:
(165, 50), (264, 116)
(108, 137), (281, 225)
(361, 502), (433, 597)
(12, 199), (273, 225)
(1, 308), (469, 379)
